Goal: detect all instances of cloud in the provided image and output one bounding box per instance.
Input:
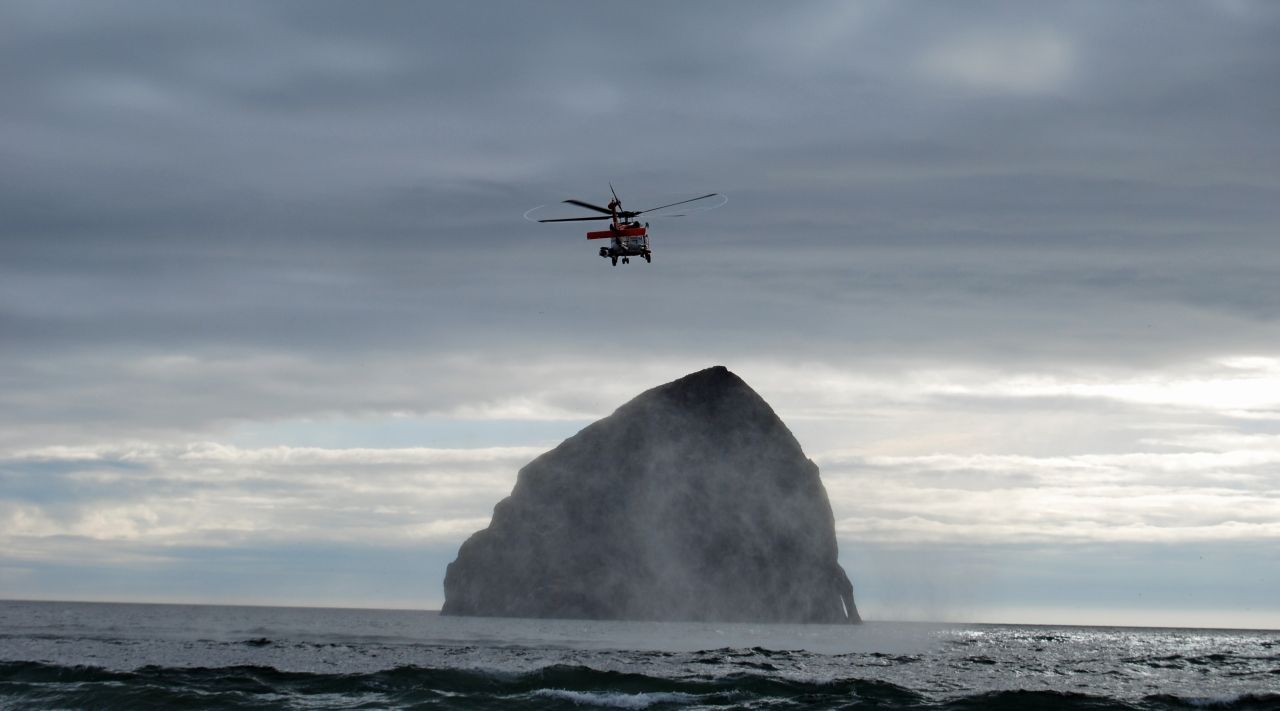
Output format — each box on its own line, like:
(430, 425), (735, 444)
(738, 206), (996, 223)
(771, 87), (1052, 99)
(920, 30), (1074, 94)
(933, 357), (1280, 416)
(821, 447), (1280, 546)
(0, 443), (532, 551)
(2, 1), (1278, 618)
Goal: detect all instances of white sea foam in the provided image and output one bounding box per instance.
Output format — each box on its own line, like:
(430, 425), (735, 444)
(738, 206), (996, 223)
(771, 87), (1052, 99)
(1178, 694), (1275, 708)
(531, 688), (699, 708)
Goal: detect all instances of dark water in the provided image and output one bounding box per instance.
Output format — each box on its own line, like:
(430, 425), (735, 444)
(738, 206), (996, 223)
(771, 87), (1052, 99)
(1, 601), (1276, 709)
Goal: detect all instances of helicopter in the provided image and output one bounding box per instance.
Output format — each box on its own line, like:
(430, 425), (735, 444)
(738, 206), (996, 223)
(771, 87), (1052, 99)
(531, 184), (722, 266)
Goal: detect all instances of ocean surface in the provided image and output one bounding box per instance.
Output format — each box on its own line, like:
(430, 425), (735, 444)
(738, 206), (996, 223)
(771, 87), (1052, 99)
(1, 600), (1276, 710)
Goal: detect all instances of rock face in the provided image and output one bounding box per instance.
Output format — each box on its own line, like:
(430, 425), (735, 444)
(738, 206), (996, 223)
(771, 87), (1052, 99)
(441, 366), (859, 623)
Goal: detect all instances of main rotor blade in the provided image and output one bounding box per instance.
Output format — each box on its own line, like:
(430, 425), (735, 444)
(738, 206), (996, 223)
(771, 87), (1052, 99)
(538, 216), (612, 222)
(562, 199), (613, 215)
(609, 182), (620, 204)
(636, 193), (719, 214)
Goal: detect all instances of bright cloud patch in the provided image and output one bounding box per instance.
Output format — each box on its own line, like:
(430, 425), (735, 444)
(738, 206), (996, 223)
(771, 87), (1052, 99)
(1, 444), (534, 558)
(3, 354), (1278, 616)
(752, 357), (1280, 420)
(820, 449), (1280, 545)
(920, 30), (1074, 94)
(936, 357), (1280, 416)
(5, 355), (1279, 566)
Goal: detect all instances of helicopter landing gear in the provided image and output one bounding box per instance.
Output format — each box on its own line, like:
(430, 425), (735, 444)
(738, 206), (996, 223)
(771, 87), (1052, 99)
(611, 255), (618, 266)
(644, 253), (651, 263)
(622, 257), (630, 264)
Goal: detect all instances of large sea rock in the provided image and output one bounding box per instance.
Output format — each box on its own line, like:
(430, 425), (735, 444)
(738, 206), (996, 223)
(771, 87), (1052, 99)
(441, 366), (859, 623)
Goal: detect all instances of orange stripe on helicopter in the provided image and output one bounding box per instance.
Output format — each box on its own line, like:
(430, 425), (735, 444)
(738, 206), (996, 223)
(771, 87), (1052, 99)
(586, 227), (647, 240)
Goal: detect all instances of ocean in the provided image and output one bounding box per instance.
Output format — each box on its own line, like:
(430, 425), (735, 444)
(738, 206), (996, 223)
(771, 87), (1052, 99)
(0, 600), (1276, 709)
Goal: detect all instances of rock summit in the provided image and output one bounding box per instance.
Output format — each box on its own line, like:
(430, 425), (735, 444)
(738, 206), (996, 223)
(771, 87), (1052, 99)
(441, 366), (859, 623)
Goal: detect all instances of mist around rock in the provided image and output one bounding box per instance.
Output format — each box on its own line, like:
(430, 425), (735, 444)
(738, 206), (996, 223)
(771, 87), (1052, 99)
(442, 366), (859, 624)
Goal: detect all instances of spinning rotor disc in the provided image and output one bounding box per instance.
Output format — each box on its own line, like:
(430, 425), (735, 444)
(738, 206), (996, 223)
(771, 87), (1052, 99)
(523, 191), (727, 224)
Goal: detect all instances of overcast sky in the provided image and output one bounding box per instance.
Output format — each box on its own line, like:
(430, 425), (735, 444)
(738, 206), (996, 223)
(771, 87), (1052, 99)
(3, 0), (1279, 629)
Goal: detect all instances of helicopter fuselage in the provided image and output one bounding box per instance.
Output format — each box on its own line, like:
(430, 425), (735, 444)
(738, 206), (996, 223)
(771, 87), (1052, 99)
(587, 222), (651, 265)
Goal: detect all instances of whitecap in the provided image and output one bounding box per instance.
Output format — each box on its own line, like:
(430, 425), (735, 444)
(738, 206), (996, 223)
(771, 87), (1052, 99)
(530, 688), (699, 708)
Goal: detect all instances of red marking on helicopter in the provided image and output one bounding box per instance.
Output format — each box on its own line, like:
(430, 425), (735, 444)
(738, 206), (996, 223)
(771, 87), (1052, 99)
(531, 184), (722, 266)
(586, 226), (646, 240)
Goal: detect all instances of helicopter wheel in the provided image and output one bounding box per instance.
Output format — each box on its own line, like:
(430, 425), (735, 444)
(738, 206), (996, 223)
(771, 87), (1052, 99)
(611, 256), (618, 266)
(644, 253), (651, 263)
(623, 257), (629, 264)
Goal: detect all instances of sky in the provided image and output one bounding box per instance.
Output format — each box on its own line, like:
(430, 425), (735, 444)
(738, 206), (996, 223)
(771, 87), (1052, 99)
(2, 1), (1279, 629)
